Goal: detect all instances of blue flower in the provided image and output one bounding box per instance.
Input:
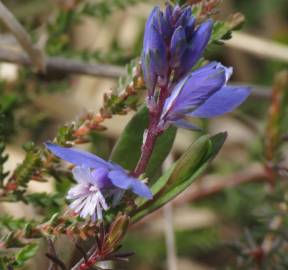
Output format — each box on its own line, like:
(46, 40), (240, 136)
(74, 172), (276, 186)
(45, 143), (152, 221)
(142, 6), (168, 92)
(168, 6), (213, 78)
(159, 62), (251, 130)
(66, 165), (109, 221)
(141, 4), (213, 93)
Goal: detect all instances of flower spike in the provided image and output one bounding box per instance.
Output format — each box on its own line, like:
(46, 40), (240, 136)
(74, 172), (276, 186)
(141, 4), (214, 94)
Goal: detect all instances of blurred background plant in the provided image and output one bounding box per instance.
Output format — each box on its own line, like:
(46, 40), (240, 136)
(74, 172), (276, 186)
(0, 0), (288, 269)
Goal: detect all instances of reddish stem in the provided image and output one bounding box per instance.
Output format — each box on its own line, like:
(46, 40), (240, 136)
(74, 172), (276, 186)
(133, 84), (169, 177)
(79, 251), (101, 270)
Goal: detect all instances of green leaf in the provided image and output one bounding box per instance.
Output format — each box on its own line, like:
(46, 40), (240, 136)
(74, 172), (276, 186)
(210, 13), (245, 45)
(15, 243), (39, 266)
(81, 0), (146, 19)
(13, 144), (42, 187)
(0, 95), (18, 112)
(131, 132), (227, 222)
(0, 215), (28, 231)
(110, 106), (177, 178)
(26, 192), (63, 212)
(105, 214), (129, 250)
(171, 0), (186, 6)
(56, 124), (76, 146)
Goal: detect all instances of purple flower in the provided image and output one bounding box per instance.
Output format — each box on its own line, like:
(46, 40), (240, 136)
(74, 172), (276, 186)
(45, 143), (152, 221)
(67, 165), (109, 221)
(142, 7), (168, 92)
(159, 62), (251, 130)
(141, 4), (213, 93)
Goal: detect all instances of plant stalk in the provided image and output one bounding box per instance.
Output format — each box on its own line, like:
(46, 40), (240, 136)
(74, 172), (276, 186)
(133, 84), (169, 177)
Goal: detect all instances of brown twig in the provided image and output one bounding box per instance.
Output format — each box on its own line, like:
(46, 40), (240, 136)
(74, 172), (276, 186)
(0, 1), (45, 71)
(75, 243), (89, 263)
(47, 238), (58, 270)
(0, 45), (275, 104)
(0, 46), (275, 99)
(248, 85), (271, 100)
(0, 47), (125, 78)
(46, 253), (68, 270)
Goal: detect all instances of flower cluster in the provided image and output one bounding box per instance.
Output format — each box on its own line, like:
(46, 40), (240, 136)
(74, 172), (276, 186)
(142, 3), (213, 93)
(45, 3), (251, 223)
(46, 143), (152, 221)
(141, 3), (251, 131)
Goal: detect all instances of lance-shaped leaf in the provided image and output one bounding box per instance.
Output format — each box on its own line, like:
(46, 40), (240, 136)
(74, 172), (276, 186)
(131, 132), (227, 222)
(110, 106), (177, 178)
(15, 243), (39, 267)
(103, 213), (130, 252)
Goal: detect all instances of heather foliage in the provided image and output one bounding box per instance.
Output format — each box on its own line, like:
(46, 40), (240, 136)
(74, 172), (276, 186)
(0, 0), (287, 269)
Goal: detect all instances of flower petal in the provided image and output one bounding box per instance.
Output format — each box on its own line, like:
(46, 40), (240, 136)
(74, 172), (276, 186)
(72, 165), (93, 184)
(141, 51), (157, 92)
(45, 143), (112, 169)
(164, 3), (173, 25)
(179, 19), (213, 76)
(97, 191), (109, 211)
(90, 167), (111, 189)
(143, 7), (162, 52)
(142, 7), (167, 77)
(130, 179), (153, 200)
(174, 6), (192, 28)
(164, 62), (227, 119)
(180, 63), (227, 106)
(172, 5), (181, 20)
(108, 170), (152, 199)
(161, 75), (188, 118)
(108, 170), (133, 190)
(158, 9), (172, 42)
(189, 86), (251, 118)
(169, 118), (201, 130)
(79, 194), (94, 218)
(88, 193), (99, 216)
(170, 26), (187, 68)
(184, 16), (196, 40)
(67, 184), (89, 200)
(69, 197), (86, 212)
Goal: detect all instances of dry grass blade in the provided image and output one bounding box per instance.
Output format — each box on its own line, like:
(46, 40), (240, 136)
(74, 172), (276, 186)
(0, 46), (125, 78)
(0, 1), (45, 71)
(226, 32), (288, 63)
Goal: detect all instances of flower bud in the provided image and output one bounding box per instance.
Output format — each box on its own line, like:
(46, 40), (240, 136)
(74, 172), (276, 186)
(141, 4), (213, 94)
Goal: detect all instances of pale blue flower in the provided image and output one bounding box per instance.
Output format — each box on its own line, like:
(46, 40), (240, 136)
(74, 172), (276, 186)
(45, 143), (152, 221)
(159, 62), (251, 130)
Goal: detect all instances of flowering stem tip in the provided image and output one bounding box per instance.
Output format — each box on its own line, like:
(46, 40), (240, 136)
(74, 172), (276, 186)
(135, 3), (251, 177)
